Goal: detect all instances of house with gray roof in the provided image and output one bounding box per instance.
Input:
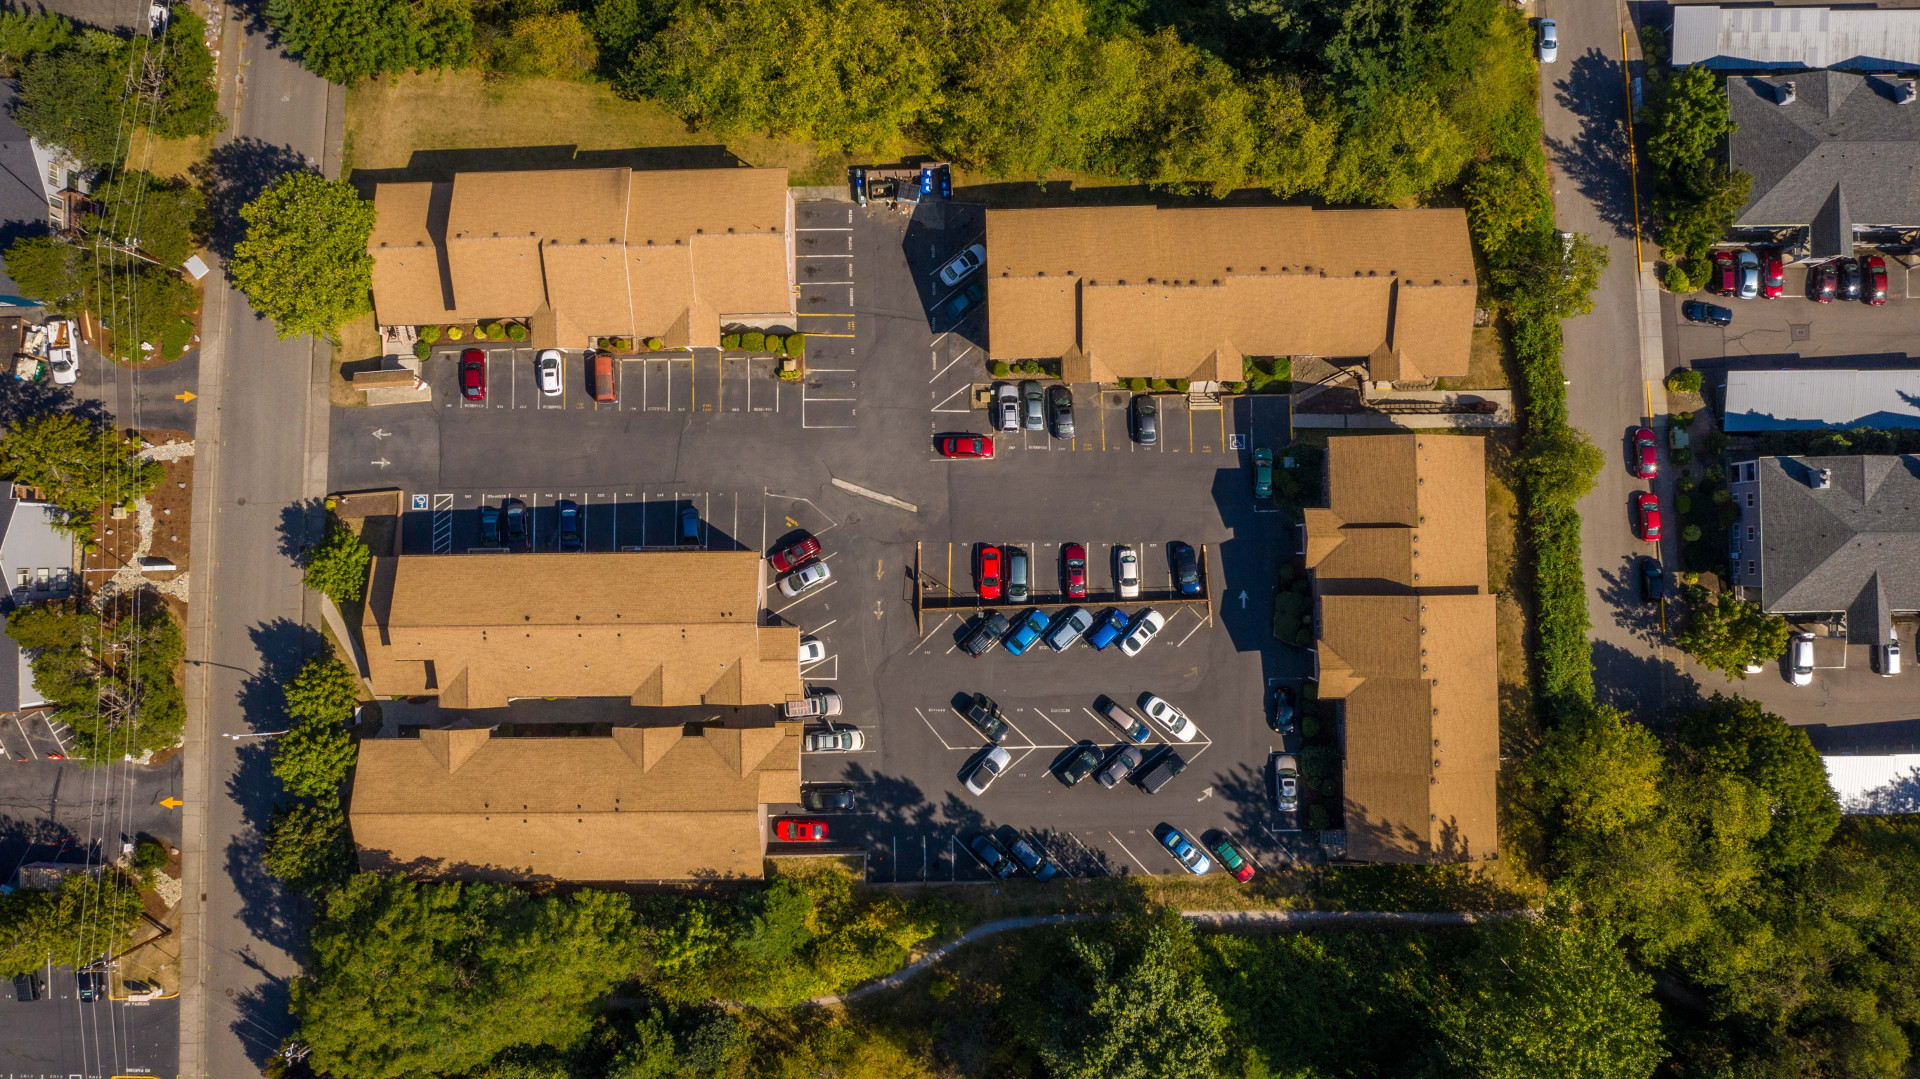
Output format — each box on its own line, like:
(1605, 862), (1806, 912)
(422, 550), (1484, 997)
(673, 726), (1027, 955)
(1727, 70), (1920, 257)
(1726, 454), (1920, 648)
(0, 489), (74, 714)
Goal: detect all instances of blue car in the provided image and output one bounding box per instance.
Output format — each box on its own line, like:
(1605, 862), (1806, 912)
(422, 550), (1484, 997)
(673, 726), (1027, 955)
(1085, 607), (1128, 651)
(1002, 608), (1049, 656)
(1170, 542), (1201, 596)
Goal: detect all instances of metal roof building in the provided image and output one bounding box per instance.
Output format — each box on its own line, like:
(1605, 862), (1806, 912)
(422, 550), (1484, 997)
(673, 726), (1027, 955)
(1675, 4), (1920, 71)
(1825, 753), (1920, 813)
(1723, 369), (1920, 432)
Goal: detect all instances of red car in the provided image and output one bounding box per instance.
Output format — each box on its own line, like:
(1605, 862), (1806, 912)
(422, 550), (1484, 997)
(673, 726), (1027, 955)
(459, 348), (486, 401)
(775, 818), (829, 842)
(1811, 261), (1838, 303)
(1711, 250), (1737, 294)
(1632, 427), (1657, 479)
(976, 544), (1003, 601)
(1867, 255), (1888, 305)
(1062, 542), (1087, 598)
(938, 434), (993, 459)
(1636, 492), (1662, 542)
(1763, 251), (1784, 298)
(770, 537), (821, 574)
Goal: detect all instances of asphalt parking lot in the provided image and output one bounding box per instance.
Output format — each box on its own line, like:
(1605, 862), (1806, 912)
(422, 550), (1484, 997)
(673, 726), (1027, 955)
(329, 196), (1310, 878)
(1667, 255), (1920, 370)
(0, 980), (179, 1079)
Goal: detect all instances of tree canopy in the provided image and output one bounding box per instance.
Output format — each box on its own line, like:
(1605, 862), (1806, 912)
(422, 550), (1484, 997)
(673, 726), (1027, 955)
(9, 19), (221, 166)
(284, 654), (360, 724)
(1675, 590), (1794, 682)
(263, 0), (474, 83)
(8, 597), (186, 761)
(0, 413), (165, 535)
(230, 172), (377, 340)
(0, 871), (142, 976)
(301, 515), (372, 603)
(1038, 914), (1228, 1079)
(86, 170), (208, 268)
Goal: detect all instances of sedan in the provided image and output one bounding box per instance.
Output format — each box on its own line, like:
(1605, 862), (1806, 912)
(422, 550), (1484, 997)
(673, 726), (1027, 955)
(1681, 300), (1732, 326)
(779, 561), (832, 597)
(992, 381), (1020, 431)
(969, 833), (1018, 878)
(1635, 491), (1662, 542)
(556, 499), (582, 552)
(1096, 745), (1147, 789)
(1141, 693), (1198, 742)
(1632, 426), (1657, 479)
(771, 537), (821, 574)
(1537, 18), (1557, 62)
(939, 281), (986, 322)
(938, 434), (994, 459)
(799, 635), (827, 664)
(1130, 394), (1158, 445)
(1839, 257), (1862, 301)
(459, 348), (486, 401)
(1044, 606), (1095, 652)
(1046, 383), (1075, 440)
(1161, 828), (1211, 874)
(1639, 557), (1665, 604)
(504, 499), (528, 547)
(1763, 251), (1784, 298)
(1790, 632), (1816, 686)
(1002, 607), (1050, 656)
(1811, 261), (1838, 302)
(1712, 250), (1737, 295)
(1115, 546), (1140, 598)
(1867, 255), (1888, 305)
(801, 785), (856, 812)
(937, 242), (986, 287)
(1271, 752), (1300, 812)
(1119, 609), (1166, 657)
(1009, 836), (1060, 881)
(1171, 542), (1201, 596)
(1062, 542), (1088, 598)
(1269, 684), (1296, 733)
(536, 349), (563, 395)
(1209, 836), (1256, 882)
(965, 745), (1013, 795)
(964, 692), (1011, 743)
(1735, 250), (1760, 299)
(803, 727), (865, 753)
(1252, 447), (1274, 498)
(1057, 742), (1104, 787)
(776, 818), (829, 842)
(1020, 379), (1045, 430)
(976, 544), (1003, 601)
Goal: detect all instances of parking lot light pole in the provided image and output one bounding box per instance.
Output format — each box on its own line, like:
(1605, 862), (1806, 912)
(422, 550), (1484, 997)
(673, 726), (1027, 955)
(221, 729), (289, 740)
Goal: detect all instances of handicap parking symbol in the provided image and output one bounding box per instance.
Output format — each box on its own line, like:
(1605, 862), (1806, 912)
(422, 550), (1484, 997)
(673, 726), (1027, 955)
(410, 494), (430, 511)
(1228, 434), (1246, 450)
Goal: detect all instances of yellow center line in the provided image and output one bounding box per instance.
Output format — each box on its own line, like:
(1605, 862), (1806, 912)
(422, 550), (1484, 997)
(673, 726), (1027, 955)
(1187, 405), (1194, 454)
(1621, 28), (1645, 267)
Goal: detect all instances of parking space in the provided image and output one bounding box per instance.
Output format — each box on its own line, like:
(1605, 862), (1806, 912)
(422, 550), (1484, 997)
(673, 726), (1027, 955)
(0, 710), (75, 761)
(1669, 255), (1920, 369)
(399, 487), (765, 554)
(930, 379), (1242, 457)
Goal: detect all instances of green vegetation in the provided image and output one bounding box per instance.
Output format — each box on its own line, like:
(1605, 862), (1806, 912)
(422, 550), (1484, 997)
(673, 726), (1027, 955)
(7, 597), (186, 761)
(264, 799), (356, 895)
(302, 515), (373, 604)
(85, 171), (209, 269)
(272, 707), (356, 799)
(263, 0), (474, 83)
(284, 654), (361, 724)
(1642, 66), (1750, 270)
(0, 412), (164, 535)
(0, 870), (142, 976)
(231, 172), (378, 340)
(1673, 588), (1792, 680)
(264, 656), (361, 895)
(6, 12), (222, 166)
(1665, 367), (1704, 394)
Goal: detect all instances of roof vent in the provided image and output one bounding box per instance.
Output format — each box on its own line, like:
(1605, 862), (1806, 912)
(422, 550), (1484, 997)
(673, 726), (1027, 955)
(1811, 467), (1833, 490)
(1779, 80), (1797, 105)
(1901, 80), (1919, 105)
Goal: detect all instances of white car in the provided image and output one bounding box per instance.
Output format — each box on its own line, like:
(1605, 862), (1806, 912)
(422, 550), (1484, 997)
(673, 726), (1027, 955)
(535, 349), (563, 395)
(1789, 632), (1815, 686)
(46, 318), (77, 385)
(1537, 18), (1557, 62)
(964, 745), (1012, 795)
(937, 243), (986, 287)
(799, 635), (826, 664)
(802, 727), (864, 753)
(1140, 693), (1197, 742)
(779, 561), (832, 597)
(1119, 609), (1165, 657)
(1115, 546), (1140, 599)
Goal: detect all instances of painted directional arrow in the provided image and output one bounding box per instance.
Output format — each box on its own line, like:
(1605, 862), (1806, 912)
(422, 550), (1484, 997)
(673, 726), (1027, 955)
(160, 797), (182, 809)
(371, 458), (392, 469)
(173, 391), (196, 402)
(1196, 787), (1214, 803)
(370, 428), (393, 440)
(1238, 590), (1248, 609)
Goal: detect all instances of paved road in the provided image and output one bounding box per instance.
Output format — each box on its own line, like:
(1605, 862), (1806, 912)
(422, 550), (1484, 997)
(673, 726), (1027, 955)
(176, 6), (336, 1077)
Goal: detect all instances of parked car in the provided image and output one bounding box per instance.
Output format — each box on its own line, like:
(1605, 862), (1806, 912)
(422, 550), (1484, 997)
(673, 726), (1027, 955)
(1115, 545), (1140, 598)
(1867, 255), (1889, 305)
(1271, 752), (1300, 811)
(1046, 383), (1075, 440)
(1020, 379), (1045, 430)
(1790, 632), (1816, 686)
(940, 281), (987, 322)
(1119, 609), (1166, 657)
(1252, 447), (1274, 498)
(801, 785), (856, 811)
(1102, 699), (1153, 743)
(1007, 547), (1030, 602)
(784, 688), (844, 719)
(1883, 633), (1902, 677)
(1712, 250), (1737, 295)
(556, 499), (582, 552)
(799, 635), (827, 664)
(976, 544), (1003, 601)
(1170, 542), (1201, 596)
(969, 832), (1017, 877)
(1062, 542), (1088, 598)
(1085, 607), (1129, 651)
(992, 380), (1020, 431)
(1640, 557), (1665, 604)
(937, 242), (986, 287)
(536, 349), (563, 395)
(1682, 300), (1732, 326)
(1537, 17), (1557, 61)
(964, 692), (1011, 743)
(680, 505), (701, 545)
(1141, 693), (1198, 741)
(12, 972), (43, 1002)
(459, 348), (486, 401)
(1763, 251), (1785, 298)
(75, 969), (100, 1002)
(1635, 492), (1662, 542)
(1161, 828), (1211, 874)
(1137, 748), (1188, 793)
(1003, 607), (1050, 656)
(962, 613), (1012, 657)
(1736, 249), (1760, 299)
(591, 350), (616, 402)
(1008, 836), (1059, 881)
(776, 818), (829, 842)
(504, 499), (527, 547)
(479, 504), (503, 548)
(1633, 426), (1658, 479)
(965, 745), (1014, 795)
(1811, 260), (1838, 302)
(803, 727), (864, 753)
(1269, 684), (1296, 733)
(1096, 745), (1147, 788)
(1209, 836), (1256, 882)
(1045, 606), (1096, 652)
(1131, 394), (1158, 444)
(779, 561), (832, 597)
(1057, 743), (1104, 787)
(1839, 256), (1863, 301)
(44, 319), (76, 385)
(771, 537), (821, 574)
(938, 434), (994, 459)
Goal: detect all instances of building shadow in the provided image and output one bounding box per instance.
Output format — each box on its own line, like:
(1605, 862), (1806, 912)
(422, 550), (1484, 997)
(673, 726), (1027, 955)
(347, 145), (750, 195)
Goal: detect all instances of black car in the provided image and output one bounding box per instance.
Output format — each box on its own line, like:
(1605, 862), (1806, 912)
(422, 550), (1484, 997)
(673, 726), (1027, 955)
(1136, 748), (1188, 794)
(1170, 542), (1201, 596)
(1839, 257), (1863, 301)
(504, 499), (528, 547)
(1130, 394), (1158, 445)
(961, 612), (1012, 657)
(76, 969), (100, 1002)
(1681, 299), (1732, 326)
(1269, 685), (1296, 734)
(479, 504), (503, 548)
(941, 281), (986, 322)
(801, 785), (856, 812)
(1096, 745), (1147, 789)
(969, 833), (1018, 879)
(1046, 383), (1075, 440)
(12, 972), (43, 1002)
(964, 692), (1011, 744)
(556, 499), (581, 552)
(1057, 742), (1104, 786)
(1640, 557), (1666, 603)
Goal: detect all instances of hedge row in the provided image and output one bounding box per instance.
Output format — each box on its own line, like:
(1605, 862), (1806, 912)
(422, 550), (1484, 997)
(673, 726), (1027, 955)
(416, 322), (525, 342)
(719, 332), (806, 358)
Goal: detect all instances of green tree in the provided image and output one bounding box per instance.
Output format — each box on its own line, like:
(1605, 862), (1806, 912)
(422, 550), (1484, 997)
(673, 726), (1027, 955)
(0, 871), (142, 976)
(284, 654), (360, 723)
(145, 9), (225, 139)
(301, 515), (372, 603)
(1518, 424), (1605, 510)
(1526, 703), (1665, 838)
(93, 262), (199, 362)
(1675, 591), (1794, 682)
(1643, 66), (1733, 175)
(264, 0), (474, 83)
(263, 797), (356, 894)
(0, 9), (75, 76)
(273, 714), (357, 798)
(1465, 158), (1553, 266)
(0, 413), (164, 534)
(1322, 88), (1471, 205)
(1041, 914), (1228, 1079)
(86, 171), (209, 268)
(1654, 165), (1752, 265)
(9, 598), (185, 762)
(230, 171), (377, 339)
(3, 235), (88, 312)
(11, 37), (127, 166)
(1679, 695), (1840, 871)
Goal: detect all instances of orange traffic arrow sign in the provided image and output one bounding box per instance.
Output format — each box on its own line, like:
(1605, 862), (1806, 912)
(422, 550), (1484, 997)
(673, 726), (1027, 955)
(160, 797), (182, 809)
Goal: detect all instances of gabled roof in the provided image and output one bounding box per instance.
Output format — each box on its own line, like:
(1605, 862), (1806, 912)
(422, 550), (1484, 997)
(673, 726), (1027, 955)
(1303, 434), (1488, 593)
(350, 722), (801, 881)
(1756, 455), (1920, 626)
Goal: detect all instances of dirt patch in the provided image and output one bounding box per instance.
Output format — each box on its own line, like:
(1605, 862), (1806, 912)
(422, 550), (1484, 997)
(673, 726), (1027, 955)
(145, 456), (192, 571)
(124, 126), (210, 181)
(1438, 326), (1512, 391)
(332, 314), (384, 407)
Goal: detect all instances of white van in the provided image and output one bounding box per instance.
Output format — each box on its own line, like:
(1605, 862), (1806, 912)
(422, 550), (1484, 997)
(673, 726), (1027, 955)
(1790, 633), (1816, 686)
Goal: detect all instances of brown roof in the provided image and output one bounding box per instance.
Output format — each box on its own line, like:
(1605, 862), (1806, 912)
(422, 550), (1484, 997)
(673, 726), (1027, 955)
(369, 167), (794, 346)
(350, 722), (801, 881)
(984, 205), (1475, 382)
(361, 551), (801, 708)
(1305, 434), (1497, 864)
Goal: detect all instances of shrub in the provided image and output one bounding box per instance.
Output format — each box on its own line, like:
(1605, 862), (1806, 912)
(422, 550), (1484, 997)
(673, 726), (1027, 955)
(505, 323), (527, 341)
(777, 368), (801, 381)
(645, 336), (662, 350)
(1301, 714), (1321, 739)
(445, 325), (463, 340)
(1711, 487), (1731, 504)
(765, 334), (786, 354)
(786, 334), (805, 359)
(1675, 410), (1695, 425)
(1307, 805), (1332, 831)
(1683, 524), (1703, 542)
(412, 340), (430, 360)
(418, 325), (441, 343)
(1672, 447), (1693, 467)
(1126, 378), (1148, 392)
(481, 322), (503, 339)
(990, 361), (1011, 377)
(1149, 378), (1172, 392)
(721, 333), (741, 350)
(1020, 359), (1042, 375)
(1222, 381), (1247, 394)
(1678, 476), (1697, 493)
(1301, 744), (1341, 786)
(1172, 379), (1190, 392)
(1705, 464), (1726, 483)
(742, 331), (766, 352)
(1665, 368), (1704, 394)
(133, 837), (169, 873)
(1674, 494), (1693, 514)
(1662, 263), (1692, 292)
(1705, 430), (1730, 458)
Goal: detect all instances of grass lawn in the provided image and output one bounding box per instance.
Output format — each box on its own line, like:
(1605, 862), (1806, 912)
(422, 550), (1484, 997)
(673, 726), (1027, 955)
(124, 126), (209, 181)
(1436, 325), (1510, 391)
(330, 313), (383, 408)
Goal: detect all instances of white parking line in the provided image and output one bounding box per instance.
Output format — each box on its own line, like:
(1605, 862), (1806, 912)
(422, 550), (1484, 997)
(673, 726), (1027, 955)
(1107, 831), (1152, 873)
(1058, 831), (1110, 875)
(1030, 707), (1080, 744)
(911, 613), (955, 651)
(12, 714), (37, 759)
(1174, 615), (1209, 648)
(915, 707), (963, 751)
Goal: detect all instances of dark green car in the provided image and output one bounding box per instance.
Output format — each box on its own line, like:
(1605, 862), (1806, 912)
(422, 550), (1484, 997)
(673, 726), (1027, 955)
(1252, 447), (1274, 499)
(1057, 742), (1104, 786)
(1209, 836), (1255, 882)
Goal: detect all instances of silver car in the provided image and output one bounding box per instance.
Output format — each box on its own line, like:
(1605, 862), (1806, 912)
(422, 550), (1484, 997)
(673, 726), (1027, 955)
(938, 242), (986, 287)
(803, 727), (865, 753)
(965, 745), (1013, 795)
(1115, 546), (1140, 598)
(992, 381), (1020, 432)
(1271, 752), (1299, 812)
(1020, 379), (1044, 430)
(779, 561), (832, 597)
(1736, 250), (1760, 300)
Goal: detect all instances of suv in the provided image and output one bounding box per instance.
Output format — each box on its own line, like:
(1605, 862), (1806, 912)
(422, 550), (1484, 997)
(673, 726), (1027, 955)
(1790, 632), (1815, 686)
(1046, 384), (1075, 440)
(1136, 748), (1188, 794)
(1839, 257), (1863, 301)
(1044, 606), (1095, 652)
(964, 692), (1011, 743)
(479, 504), (503, 548)
(969, 833), (1017, 877)
(1101, 699), (1152, 743)
(504, 499), (528, 548)
(992, 381), (1020, 431)
(556, 499), (582, 552)
(1130, 394), (1158, 445)
(1209, 836), (1256, 882)
(802, 785), (857, 811)
(784, 689), (844, 720)
(1006, 547), (1030, 602)
(1057, 742), (1104, 786)
(962, 612), (1011, 657)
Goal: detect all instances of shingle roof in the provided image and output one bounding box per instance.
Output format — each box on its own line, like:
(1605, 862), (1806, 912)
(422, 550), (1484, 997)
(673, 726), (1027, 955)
(984, 206), (1475, 382)
(1757, 456), (1920, 631)
(360, 551), (801, 708)
(350, 722), (801, 881)
(1303, 434), (1488, 592)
